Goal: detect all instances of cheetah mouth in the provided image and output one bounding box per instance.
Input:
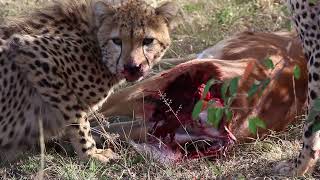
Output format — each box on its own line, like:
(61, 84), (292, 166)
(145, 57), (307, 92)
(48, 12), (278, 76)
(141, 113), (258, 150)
(121, 66), (147, 82)
(122, 71), (144, 82)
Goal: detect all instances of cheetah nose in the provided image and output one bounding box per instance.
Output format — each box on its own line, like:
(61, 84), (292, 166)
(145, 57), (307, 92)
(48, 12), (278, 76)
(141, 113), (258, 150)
(124, 63), (142, 75)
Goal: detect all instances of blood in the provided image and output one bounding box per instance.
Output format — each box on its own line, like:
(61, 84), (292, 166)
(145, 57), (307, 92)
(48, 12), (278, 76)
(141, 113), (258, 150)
(146, 69), (235, 160)
(195, 83), (213, 101)
(149, 71), (215, 139)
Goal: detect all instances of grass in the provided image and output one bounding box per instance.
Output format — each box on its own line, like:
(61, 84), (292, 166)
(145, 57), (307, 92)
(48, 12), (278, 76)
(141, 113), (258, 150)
(0, 0), (316, 179)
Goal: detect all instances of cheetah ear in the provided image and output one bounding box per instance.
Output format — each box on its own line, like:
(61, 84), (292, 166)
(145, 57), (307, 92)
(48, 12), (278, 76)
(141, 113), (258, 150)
(93, 1), (116, 27)
(155, 2), (179, 28)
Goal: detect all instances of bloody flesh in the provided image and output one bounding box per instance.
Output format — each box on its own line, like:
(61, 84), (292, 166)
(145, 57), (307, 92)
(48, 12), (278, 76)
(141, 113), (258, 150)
(146, 70), (235, 160)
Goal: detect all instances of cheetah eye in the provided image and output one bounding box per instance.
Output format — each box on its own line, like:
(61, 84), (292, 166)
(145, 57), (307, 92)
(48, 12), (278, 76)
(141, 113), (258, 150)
(111, 38), (122, 46)
(143, 38), (154, 46)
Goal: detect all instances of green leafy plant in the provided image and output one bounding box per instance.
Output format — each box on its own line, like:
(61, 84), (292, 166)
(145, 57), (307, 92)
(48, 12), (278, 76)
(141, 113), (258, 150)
(229, 77), (240, 96)
(247, 58), (274, 99)
(183, 3), (204, 13)
(248, 117), (267, 135)
(263, 58), (275, 70)
(247, 78), (271, 99)
(192, 76), (239, 129)
(192, 75), (266, 134)
(192, 57), (303, 135)
(293, 65), (301, 80)
(207, 107), (224, 128)
(203, 79), (217, 98)
(216, 7), (233, 25)
(192, 100), (204, 120)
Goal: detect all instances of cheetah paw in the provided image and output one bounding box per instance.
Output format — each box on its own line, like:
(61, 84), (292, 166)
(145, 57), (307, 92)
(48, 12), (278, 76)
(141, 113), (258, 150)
(90, 148), (119, 163)
(273, 160), (295, 176)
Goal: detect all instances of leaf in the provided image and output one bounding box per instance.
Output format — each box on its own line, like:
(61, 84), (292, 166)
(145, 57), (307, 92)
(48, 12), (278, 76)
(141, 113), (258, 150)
(254, 118), (267, 129)
(259, 78), (271, 96)
(224, 96), (234, 107)
(263, 58), (274, 70)
(203, 79), (216, 100)
(261, 78), (271, 91)
(207, 107), (224, 128)
(221, 80), (229, 100)
(229, 77), (240, 97)
(215, 108), (224, 127)
(293, 65), (301, 80)
(225, 109), (232, 122)
(192, 100), (203, 120)
(248, 119), (257, 135)
(312, 122), (320, 133)
(248, 117), (267, 135)
(207, 107), (216, 126)
(247, 83), (260, 98)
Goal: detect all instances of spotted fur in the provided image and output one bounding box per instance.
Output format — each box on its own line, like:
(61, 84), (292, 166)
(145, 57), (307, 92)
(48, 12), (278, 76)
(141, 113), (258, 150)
(275, 0), (320, 176)
(0, 0), (177, 162)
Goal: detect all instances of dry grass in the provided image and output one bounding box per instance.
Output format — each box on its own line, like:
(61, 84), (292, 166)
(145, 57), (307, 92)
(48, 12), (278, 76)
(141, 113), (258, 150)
(0, 123), (310, 179)
(0, 0), (317, 179)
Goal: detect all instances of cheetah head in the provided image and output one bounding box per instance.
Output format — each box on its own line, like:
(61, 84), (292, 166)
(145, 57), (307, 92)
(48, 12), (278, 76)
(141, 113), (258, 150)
(94, 0), (178, 82)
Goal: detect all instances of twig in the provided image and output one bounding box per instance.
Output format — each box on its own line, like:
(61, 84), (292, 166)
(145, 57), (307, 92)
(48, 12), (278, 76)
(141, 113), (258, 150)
(157, 90), (202, 156)
(292, 76), (298, 116)
(37, 107), (45, 180)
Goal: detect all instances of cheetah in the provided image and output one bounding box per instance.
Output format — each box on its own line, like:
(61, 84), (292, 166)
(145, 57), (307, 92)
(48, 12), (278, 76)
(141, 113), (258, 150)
(0, 0), (177, 162)
(275, 0), (320, 176)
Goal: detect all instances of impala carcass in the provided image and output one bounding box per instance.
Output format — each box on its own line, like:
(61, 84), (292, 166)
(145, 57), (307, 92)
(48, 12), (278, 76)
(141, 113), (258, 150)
(93, 31), (307, 163)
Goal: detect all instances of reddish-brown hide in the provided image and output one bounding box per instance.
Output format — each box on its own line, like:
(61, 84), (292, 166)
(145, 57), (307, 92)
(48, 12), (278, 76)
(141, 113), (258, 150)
(95, 31), (307, 159)
(205, 31), (308, 141)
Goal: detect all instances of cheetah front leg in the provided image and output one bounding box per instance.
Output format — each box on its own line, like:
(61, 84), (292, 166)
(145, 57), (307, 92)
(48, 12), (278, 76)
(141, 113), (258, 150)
(275, 122), (320, 176)
(32, 77), (117, 162)
(66, 111), (119, 163)
(32, 81), (118, 163)
(295, 124), (320, 175)
(30, 78), (118, 162)
(275, 57), (320, 176)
